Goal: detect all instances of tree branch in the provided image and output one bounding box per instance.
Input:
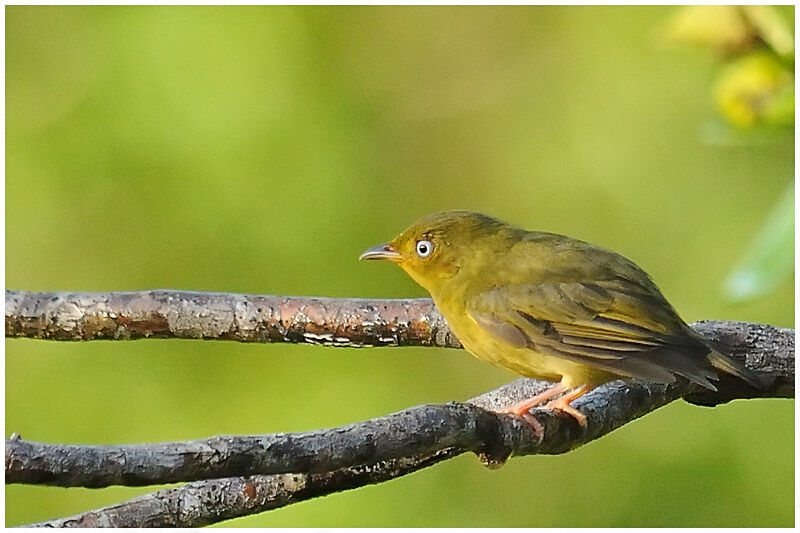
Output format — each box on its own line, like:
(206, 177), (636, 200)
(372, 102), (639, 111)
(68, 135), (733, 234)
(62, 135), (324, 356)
(24, 452), (457, 527)
(0, 379), (675, 488)
(5, 289), (461, 347)
(11, 369), (792, 527)
(6, 289), (793, 402)
(6, 290), (794, 527)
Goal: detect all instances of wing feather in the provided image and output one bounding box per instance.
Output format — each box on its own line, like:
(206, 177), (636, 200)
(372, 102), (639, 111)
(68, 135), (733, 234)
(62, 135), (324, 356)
(466, 281), (717, 388)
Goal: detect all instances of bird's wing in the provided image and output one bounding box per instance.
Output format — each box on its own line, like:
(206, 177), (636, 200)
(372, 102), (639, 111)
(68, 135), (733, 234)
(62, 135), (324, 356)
(466, 280), (717, 388)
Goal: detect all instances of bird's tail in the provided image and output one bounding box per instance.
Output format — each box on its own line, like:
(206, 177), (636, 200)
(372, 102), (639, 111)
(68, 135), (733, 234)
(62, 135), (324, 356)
(707, 349), (765, 389)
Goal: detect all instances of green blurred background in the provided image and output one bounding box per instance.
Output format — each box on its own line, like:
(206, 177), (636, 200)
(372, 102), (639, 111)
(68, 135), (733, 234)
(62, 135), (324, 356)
(6, 5), (794, 527)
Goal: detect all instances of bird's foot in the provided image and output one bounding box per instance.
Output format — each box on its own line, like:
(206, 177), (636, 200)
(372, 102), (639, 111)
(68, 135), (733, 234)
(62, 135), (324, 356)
(496, 383), (567, 439)
(497, 383), (567, 417)
(543, 385), (588, 427)
(518, 412), (545, 440)
(496, 383), (588, 435)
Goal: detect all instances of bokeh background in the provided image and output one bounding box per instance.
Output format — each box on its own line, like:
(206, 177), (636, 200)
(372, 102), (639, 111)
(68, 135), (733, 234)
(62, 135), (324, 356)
(6, 5), (794, 527)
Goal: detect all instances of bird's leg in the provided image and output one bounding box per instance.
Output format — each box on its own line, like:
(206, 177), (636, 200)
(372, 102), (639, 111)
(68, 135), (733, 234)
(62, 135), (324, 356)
(495, 382), (568, 438)
(497, 382), (567, 417)
(496, 381), (589, 432)
(543, 384), (588, 427)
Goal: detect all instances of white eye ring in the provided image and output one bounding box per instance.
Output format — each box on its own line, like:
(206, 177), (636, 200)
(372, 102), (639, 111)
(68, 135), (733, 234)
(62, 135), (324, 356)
(415, 239), (434, 258)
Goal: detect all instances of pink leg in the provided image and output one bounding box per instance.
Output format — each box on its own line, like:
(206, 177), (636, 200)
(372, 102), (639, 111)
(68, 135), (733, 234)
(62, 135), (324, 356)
(495, 381), (589, 432)
(544, 385), (588, 427)
(496, 382), (568, 417)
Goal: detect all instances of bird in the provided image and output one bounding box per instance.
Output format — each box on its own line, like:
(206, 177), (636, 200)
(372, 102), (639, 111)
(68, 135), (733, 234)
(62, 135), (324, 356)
(359, 210), (761, 428)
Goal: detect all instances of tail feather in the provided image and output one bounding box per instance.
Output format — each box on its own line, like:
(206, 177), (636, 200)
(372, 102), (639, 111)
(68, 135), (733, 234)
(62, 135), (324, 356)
(707, 349), (764, 389)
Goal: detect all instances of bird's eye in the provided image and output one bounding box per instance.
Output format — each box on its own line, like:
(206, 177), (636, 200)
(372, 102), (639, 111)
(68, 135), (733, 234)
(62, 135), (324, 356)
(415, 239), (434, 258)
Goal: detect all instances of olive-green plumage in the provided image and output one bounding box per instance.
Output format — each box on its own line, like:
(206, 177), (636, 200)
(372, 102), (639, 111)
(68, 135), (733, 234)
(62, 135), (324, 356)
(361, 211), (759, 399)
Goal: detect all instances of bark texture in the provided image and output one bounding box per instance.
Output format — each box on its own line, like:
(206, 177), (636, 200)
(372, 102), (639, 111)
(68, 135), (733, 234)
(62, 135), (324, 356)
(5, 289), (460, 347)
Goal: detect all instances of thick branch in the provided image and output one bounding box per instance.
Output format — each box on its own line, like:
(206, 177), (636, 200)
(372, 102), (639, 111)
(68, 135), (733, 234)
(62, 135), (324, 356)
(11, 372), (792, 527)
(5, 290), (460, 347)
(5, 289), (793, 402)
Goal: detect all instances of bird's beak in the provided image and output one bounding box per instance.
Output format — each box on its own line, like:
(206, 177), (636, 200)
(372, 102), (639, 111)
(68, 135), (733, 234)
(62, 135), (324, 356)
(359, 243), (402, 262)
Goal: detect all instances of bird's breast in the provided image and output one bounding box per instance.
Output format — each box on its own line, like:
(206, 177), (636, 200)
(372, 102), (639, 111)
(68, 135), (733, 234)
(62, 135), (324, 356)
(431, 292), (570, 383)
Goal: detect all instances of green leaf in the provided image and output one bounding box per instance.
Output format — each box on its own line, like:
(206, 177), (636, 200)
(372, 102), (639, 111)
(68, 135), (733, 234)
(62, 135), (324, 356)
(724, 181), (795, 301)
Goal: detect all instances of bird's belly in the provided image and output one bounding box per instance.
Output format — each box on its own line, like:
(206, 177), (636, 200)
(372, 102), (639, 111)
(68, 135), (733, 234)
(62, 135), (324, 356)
(443, 310), (578, 383)
(462, 334), (569, 381)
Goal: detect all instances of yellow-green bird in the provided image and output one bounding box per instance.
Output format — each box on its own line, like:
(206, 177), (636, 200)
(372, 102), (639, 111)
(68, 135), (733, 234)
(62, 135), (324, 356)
(360, 211), (760, 426)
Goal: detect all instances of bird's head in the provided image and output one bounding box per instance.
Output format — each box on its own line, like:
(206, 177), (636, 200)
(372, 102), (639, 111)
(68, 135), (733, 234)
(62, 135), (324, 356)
(359, 210), (510, 293)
